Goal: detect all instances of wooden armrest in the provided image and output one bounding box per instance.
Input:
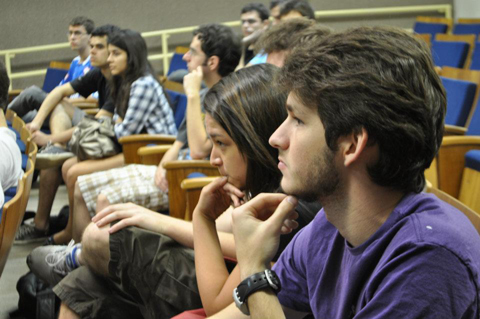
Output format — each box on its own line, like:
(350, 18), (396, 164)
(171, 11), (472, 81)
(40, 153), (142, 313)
(181, 176), (217, 190)
(137, 145), (171, 165)
(180, 177), (218, 221)
(119, 134), (176, 164)
(163, 160), (214, 170)
(118, 134), (176, 145)
(442, 135), (480, 146)
(444, 124), (467, 136)
(164, 160), (219, 220)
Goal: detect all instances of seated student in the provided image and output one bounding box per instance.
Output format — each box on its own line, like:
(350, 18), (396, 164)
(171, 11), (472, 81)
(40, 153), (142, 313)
(0, 61), (23, 209)
(29, 64), (320, 319)
(278, 0), (315, 21)
(28, 24), (241, 245)
(213, 27), (480, 319)
(8, 16), (96, 127)
(50, 29), (177, 245)
(15, 24), (121, 244)
(238, 3), (270, 67)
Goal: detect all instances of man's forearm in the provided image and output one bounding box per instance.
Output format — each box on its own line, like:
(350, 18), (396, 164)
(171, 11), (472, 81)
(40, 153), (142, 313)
(33, 87), (65, 126)
(186, 94), (211, 159)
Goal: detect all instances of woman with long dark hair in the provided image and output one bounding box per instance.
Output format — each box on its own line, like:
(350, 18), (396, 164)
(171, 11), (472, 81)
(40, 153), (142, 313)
(50, 29), (177, 244)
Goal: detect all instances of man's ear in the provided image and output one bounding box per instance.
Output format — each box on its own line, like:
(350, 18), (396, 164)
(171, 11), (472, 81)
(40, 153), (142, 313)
(207, 55), (220, 72)
(339, 128), (369, 167)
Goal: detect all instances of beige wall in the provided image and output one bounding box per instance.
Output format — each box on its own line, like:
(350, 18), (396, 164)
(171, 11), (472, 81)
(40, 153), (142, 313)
(1, 0), (452, 89)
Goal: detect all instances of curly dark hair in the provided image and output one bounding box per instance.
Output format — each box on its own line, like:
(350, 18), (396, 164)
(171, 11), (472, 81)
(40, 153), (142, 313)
(193, 24), (242, 77)
(277, 26), (446, 193)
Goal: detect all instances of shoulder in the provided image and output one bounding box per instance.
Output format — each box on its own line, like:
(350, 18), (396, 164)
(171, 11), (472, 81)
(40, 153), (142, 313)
(132, 74), (158, 88)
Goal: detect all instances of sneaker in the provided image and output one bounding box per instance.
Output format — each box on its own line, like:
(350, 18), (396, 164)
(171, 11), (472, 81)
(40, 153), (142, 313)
(27, 240), (81, 286)
(14, 224), (48, 244)
(36, 142), (74, 170)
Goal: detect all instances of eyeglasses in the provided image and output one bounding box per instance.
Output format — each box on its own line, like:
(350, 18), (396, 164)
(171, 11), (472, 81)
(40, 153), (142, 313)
(67, 31), (87, 38)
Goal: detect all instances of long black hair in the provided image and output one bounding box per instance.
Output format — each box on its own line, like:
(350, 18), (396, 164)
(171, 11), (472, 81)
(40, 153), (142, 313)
(108, 29), (157, 119)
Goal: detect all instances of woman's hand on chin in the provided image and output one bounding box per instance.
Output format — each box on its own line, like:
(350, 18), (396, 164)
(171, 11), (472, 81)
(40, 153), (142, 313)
(193, 176), (245, 222)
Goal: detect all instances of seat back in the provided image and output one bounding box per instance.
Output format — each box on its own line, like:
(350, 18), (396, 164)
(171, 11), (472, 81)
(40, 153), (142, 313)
(440, 67), (480, 128)
(41, 68), (69, 93)
(166, 46), (189, 77)
(467, 98), (480, 136)
(471, 43), (480, 70)
(413, 22), (448, 39)
(414, 33), (432, 47)
(440, 77), (477, 127)
(453, 23), (480, 39)
(435, 34), (476, 69)
(432, 41), (470, 68)
(166, 89), (187, 129)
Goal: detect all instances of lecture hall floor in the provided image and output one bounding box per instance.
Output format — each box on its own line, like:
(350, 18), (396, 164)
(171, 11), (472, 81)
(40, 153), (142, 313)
(0, 183), (68, 318)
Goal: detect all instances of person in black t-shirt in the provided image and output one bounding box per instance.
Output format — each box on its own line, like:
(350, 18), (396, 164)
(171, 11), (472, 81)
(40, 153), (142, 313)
(14, 25), (121, 245)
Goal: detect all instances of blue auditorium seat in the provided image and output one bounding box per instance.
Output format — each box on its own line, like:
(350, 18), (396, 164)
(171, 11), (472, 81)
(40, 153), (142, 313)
(432, 41), (470, 68)
(471, 43), (480, 70)
(166, 89), (187, 129)
(465, 150), (480, 172)
(453, 24), (480, 40)
(413, 22), (448, 39)
(440, 77), (477, 127)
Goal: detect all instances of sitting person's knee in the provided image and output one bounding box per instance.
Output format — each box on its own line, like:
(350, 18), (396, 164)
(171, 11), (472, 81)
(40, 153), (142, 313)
(96, 193), (110, 212)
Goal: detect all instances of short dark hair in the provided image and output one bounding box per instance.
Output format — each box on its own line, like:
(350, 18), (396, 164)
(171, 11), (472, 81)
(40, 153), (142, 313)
(280, 0), (315, 20)
(0, 61), (9, 111)
(241, 3), (270, 21)
(204, 64), (287, 197)
(69, 16), (95, 34)
(91, 24), (121, 39)
(270, 0), (287, 9)
(193, 24), (242, 77)
(278, 26), (446, 193)
(255, 18), (331, 54)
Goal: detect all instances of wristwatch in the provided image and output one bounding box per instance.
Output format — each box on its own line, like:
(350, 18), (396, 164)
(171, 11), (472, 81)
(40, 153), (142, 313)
(233, 269), (281, 315)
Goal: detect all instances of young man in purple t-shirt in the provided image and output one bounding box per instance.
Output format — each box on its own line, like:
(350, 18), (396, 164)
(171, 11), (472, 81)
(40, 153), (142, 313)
(211, 27), (480, 318)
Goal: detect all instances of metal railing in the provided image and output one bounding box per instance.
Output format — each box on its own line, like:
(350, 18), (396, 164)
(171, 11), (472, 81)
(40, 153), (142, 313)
(0, 4), (452, 90)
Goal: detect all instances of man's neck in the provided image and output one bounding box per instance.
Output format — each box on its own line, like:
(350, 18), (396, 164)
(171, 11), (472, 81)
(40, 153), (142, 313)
(77, 47), (90, 63)
(100, 66), (112, 80)
(204, 72), (222, 89)
(322, 178), (405, 247)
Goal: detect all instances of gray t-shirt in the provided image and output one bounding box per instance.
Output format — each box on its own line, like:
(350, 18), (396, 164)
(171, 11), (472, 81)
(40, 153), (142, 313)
(176, 88), (208, 152)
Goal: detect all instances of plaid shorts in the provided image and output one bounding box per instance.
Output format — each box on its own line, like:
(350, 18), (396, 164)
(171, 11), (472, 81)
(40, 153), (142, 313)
(77, 164), (169, 215)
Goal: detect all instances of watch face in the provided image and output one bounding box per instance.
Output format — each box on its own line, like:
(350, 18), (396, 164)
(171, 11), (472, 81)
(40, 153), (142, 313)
(265, 269), (281, 291)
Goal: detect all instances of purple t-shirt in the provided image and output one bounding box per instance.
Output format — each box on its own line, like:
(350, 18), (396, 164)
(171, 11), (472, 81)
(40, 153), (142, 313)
(273, 192), (480, 318)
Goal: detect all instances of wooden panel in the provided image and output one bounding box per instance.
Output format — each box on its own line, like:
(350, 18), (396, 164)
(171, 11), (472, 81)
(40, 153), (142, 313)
(436, 136), (480, 198)
(424, 157), (438, 188)
(49, 61), (70, 70)
(459, 167), (480, 214)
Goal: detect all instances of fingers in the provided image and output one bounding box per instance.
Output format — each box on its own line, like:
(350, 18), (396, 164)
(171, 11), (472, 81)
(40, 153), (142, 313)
(266, 196), (298, 230)
(240, 193), (288, 220)
(223, 183), (245, 199)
